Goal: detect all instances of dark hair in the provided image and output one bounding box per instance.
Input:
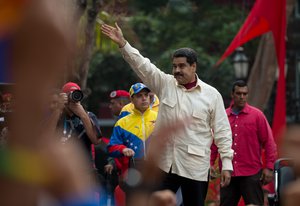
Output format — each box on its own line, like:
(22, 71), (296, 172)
(172, 48), (197, 65)
(232, 80), (247, 92)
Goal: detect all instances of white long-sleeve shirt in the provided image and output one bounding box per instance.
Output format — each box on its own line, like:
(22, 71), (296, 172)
(120, 42), (233, 181)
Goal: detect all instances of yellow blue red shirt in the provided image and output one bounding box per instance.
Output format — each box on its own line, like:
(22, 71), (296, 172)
(108, 107), (157, 159)
(108, 108), (157, 158)
(108, 107), (157, 178)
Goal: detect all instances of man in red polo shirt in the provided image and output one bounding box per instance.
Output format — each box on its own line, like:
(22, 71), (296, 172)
(212, 80), (277, 206)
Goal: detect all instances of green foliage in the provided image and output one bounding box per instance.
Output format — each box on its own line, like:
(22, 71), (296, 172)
(86, 52), (139, 112)
(87, 0), (258, 111)
(128, 0), (169, 13)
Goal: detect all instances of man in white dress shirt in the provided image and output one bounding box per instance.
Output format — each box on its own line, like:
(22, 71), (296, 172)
(101, 23), (233, 206)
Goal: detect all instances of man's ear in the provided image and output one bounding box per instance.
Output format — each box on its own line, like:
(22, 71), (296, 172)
(192, 63), (197, 73)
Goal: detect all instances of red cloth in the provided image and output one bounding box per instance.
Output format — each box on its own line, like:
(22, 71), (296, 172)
(102, 137), (127, 206)
(226, 104), (277, 176)
(216, 0), (287, 143)
(238, 198), (245, 206)
(216, 0), (286, 69)
(183, 80), (197, 89)
(210, 142), (219, 167)
(101, 137), (110, 144)
(114, 185), (126, 206)
(102, 137), (129, 177)
(103, 137), (127, 206)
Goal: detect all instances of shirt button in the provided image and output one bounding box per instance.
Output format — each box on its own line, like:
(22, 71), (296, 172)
(234, 134), (237, 136)
(234, 161), (237, 164)
(236, 116), (238, 119)
(234, 143), (237, 146)
(234, 152), (237, 155)
(235, 124), (238, 127)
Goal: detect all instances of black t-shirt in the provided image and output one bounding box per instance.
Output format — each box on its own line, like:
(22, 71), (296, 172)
(58, 111), (101, 162)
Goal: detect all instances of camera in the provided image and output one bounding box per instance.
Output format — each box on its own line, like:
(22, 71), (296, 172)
(68, 90), (83, 102)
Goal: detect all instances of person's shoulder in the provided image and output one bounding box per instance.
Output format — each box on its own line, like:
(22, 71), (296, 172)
(245, 104), (266, 117)
(148, 109), (158, 118)
(150, 109), (158, 114)
(86, 111), (99, 123)
(199, 79), (219, 93)
(121, 103), (134, 112)
(118, 110), (131, 119)
(246, 104), (262, 113)
(87, 111), (97, 118)
(225, 107), (231, 114)
(116, 112), (134, 125)
(198, 80), (222, 101)
(114, 113), (139, 133)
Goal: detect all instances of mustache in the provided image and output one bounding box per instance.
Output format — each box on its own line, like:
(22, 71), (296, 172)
(174, 72), (183, 77)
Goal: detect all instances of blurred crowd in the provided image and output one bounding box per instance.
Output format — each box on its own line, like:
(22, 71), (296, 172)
(0, 1), (299, 206)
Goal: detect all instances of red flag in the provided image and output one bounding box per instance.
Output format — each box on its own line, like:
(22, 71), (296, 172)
(216, 0), (286, 141)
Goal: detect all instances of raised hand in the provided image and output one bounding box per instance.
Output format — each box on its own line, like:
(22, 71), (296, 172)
(67, 101), (85, 118)
(122, 148), (135, 157)
(101, 23), (127, 47)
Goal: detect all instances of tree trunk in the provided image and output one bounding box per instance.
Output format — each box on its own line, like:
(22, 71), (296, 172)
(66, 0), (102, 91)
(247, 0), (296, 110)
(63, 0), (87, 86)
(79, 0), (102, 91)
(247, 33), (277, 110)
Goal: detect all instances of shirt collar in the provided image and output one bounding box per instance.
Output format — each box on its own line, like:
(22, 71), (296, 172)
(175, 74), (202, 92)
(228, 103), (250, 116)
(132, 107), (151, 115)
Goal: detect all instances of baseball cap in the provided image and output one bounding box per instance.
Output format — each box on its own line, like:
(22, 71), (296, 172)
(62, 82), (81, 93)
(129, 83), (150, 97)
(109, 90), (130, 99)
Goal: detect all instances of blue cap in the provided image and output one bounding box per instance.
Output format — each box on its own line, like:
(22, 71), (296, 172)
(129, 83), (150, 97)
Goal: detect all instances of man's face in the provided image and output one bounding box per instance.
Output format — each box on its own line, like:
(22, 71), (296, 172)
(231, 86), (248, 109)
(172, 57), (196, 85)
(131, 89), (150, 113)
(109, 99), (123, 116)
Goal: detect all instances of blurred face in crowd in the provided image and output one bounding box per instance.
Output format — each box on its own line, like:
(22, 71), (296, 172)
(232, 86), (248, 109)
(109, 98), (124, 116)
(172, 57), (196, 85)
(131, 89), (150, 113)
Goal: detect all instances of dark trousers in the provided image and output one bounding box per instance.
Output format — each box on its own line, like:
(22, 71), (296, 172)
(159, 170), (209, 206)
(220, 170), (264, 206)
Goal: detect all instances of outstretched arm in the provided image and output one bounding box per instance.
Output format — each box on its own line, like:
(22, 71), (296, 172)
(101, 22), (171, 97)
(101, 23), (127, 48)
